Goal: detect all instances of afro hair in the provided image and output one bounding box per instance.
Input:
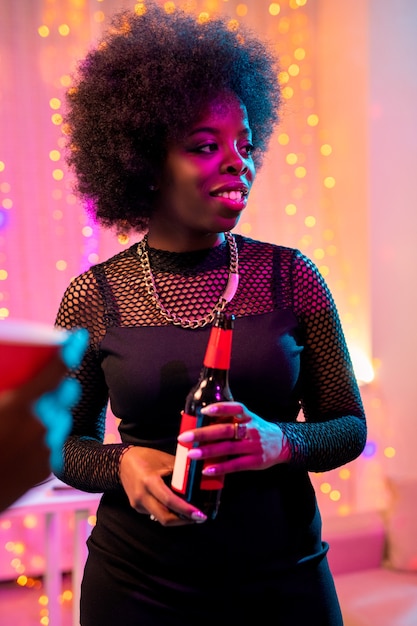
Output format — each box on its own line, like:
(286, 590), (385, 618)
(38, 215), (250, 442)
(64, 1), (281, 233)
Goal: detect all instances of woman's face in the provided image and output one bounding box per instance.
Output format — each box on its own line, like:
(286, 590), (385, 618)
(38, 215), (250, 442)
(152, 92), (256, 239)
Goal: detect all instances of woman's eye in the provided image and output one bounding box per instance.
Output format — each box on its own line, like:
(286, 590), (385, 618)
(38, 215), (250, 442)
(241, 143), (254, 157)
(198, 143), (217, 154)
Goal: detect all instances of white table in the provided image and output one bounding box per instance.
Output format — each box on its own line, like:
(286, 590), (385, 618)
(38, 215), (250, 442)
(0, 478), (101, 626)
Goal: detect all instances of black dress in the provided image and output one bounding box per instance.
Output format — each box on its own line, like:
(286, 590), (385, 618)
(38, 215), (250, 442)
(55, 234), (366, 625)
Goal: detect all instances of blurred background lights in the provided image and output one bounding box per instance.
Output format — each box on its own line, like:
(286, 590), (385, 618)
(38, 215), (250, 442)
(58, 24), (70, 36)
(269, 3), (281, 16)
(363, 441), (377, 458)
(348, 345), (375, 385)
(384, 447), (396, 459)
(0, 210), (9, 229)
(38, 25), (49, 38)
(324, 176), (336, 189)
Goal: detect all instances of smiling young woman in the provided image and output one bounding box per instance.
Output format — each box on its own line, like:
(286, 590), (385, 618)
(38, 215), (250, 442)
(54, 2), (366, 625)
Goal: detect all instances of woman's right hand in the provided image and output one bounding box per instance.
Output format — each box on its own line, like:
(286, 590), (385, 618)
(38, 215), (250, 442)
(119, 446), (207, 526)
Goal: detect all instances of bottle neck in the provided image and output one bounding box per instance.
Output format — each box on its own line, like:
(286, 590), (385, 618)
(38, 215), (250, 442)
(203, 326), (233, 370)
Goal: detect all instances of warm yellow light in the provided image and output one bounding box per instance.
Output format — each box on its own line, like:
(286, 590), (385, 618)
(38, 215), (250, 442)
(278, 133), (289, 145)
(56, 260), (67, 271)
(49, 98), (61, 110)
(0, 308), (10, 318)
(38, 25), (50, 38)
(286, 152), (297, 165)
(39, 594), (49, 607)
(278, 71), (289, 84)
(12, 542), (25, 555)
(49, 150), (60, 162)
(320, 482), (331, 494)
(134, 2), (147, 16)
(236, 4), (248, 16)
(330, 490), (341, 502)
(164, 1), (176, 13)
(313, 248), (325, 260)
(348, 345), (374, 384)
(288, 63), (300, 76)
(339, 468), (351, 480)
(23, 515), (38, 529)
(0, 161), (5, 172)
(285, 203), (297, 216)
(197, 12), (210, 24)
(17, 575), (28, 586)
(307, 114), (319, 127)
(52, 169), (64, 181)
(269, 3), (281, 16)
(320, 143), (332, 156)
(61, 589), (73, 602)
(294, 47), (306, 60)
(324, 176), (336, 189)
(294, 166), (306, 178)
(384, 447), (396, 459)
(51, 113), (63, 125)
(58, 24), (70, 36)
(282, 86), (294, 99)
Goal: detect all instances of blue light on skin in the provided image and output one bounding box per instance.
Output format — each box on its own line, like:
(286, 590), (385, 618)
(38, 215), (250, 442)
(33, 328), (89, 473)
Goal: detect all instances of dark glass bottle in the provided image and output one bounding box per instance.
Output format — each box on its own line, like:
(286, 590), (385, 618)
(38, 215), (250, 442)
(171, 311), (235, 520)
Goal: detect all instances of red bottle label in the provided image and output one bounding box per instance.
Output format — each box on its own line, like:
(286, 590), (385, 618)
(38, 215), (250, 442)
(204, 327), (232, 370)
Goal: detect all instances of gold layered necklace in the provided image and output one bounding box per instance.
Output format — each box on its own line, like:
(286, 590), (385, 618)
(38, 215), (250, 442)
(137, 231), (239, 329)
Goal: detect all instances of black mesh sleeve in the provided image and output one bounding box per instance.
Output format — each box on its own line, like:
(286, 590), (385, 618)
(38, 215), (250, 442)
(279, 250), (367, 472)
(54, 270), (131, 493)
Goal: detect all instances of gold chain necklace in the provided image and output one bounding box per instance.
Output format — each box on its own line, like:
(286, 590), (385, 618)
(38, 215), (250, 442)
(137, 231), (239, 329)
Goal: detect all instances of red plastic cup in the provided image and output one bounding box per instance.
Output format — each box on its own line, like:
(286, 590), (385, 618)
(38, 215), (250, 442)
(0, 320), (68, 392)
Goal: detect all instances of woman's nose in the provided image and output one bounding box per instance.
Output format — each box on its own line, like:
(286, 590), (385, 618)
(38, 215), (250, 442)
(222, 150), (248, 175)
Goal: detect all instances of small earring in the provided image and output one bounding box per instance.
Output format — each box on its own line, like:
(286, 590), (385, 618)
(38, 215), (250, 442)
(149, 184), (157, 191)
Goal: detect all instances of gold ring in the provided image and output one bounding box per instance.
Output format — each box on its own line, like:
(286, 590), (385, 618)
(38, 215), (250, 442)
(233, 422), (247, 440)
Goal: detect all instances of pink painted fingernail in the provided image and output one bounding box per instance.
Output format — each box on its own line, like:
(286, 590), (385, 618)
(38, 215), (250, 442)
(191, 511), (207, 523)
(187, 448), (202, 459)
(202, 466), (216, 475)
(178, 431), (194, 443)
(201, 405), (217, 415)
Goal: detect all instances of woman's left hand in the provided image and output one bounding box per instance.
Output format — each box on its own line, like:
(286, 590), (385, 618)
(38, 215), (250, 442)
(177, 401), (291, 477)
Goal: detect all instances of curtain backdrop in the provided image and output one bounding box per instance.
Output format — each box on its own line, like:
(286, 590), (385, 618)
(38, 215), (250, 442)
(2, 2), (415, 578)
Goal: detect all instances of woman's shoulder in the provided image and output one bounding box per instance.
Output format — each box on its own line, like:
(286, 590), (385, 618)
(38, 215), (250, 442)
(62, 243), (139, 298)
(237, 234), (323, 285)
